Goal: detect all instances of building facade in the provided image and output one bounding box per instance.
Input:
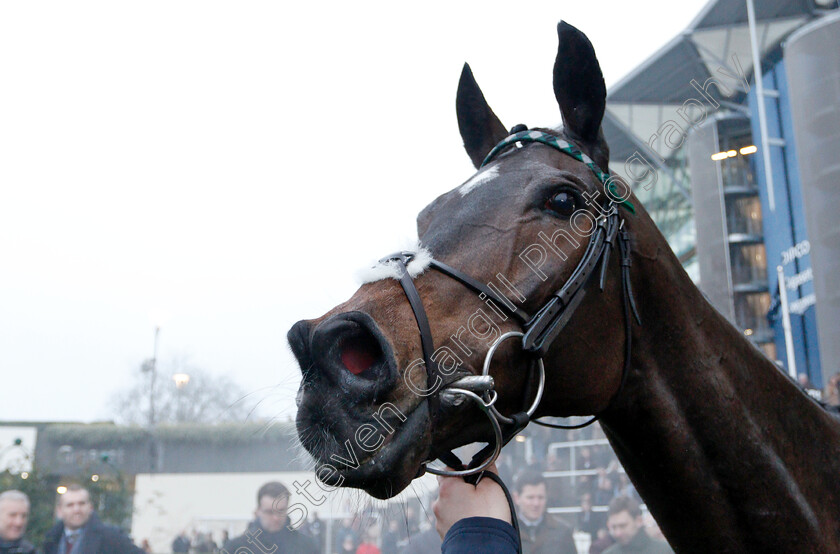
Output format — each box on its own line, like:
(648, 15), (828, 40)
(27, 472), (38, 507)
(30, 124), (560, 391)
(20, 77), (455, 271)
(603, 0), (839, 388)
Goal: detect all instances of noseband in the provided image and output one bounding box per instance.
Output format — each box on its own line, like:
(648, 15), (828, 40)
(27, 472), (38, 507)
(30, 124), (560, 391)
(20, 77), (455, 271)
(381, 129), (641, 480)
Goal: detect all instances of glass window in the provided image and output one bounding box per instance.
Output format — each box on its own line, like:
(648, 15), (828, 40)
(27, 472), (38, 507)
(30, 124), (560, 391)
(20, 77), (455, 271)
(730, 243), (768, 285)
(726, 195), (763, 235)
(734, 291), (772, 335)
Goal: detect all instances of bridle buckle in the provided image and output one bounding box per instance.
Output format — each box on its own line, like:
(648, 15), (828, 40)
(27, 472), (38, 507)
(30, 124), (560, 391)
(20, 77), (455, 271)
(379, 251), (416, 265)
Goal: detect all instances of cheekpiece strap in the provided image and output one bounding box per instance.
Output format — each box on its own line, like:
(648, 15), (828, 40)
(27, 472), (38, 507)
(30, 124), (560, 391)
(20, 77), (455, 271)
(380, 252), (444, 427)
(480, 130), (636, 214)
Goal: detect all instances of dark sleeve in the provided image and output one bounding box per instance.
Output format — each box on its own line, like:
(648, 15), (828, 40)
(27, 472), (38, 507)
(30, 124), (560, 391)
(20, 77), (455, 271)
(441, 517), (518, 554)
(287, 531), (319, 554)
(105, 527), (145, 553)
(41, 523), (62, 554)
(304, 534), (320, 554)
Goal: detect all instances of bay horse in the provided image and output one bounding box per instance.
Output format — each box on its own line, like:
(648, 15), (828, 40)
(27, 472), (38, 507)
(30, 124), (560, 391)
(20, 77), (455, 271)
(289, 22), (840, 552)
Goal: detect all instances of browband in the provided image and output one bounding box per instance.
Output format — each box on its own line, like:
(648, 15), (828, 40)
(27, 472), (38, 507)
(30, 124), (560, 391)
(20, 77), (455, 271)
(481, 129), (636, 214)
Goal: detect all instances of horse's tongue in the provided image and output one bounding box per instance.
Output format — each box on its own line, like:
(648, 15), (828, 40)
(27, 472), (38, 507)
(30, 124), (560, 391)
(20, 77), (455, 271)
(341, 347), (375, 375)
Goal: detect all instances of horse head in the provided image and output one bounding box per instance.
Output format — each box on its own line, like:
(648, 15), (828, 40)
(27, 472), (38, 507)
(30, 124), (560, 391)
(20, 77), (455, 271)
(289, 21), (640, 499)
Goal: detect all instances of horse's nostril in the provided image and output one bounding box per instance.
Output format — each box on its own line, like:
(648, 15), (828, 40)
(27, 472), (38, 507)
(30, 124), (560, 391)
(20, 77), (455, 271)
(340, 334), (381, 376)
(341, 346), (375, 375)
(309, 313), (395, 396)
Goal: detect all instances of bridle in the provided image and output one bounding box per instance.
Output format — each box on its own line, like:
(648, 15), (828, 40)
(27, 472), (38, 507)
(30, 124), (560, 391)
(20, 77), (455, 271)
(381, 129), (641, 480)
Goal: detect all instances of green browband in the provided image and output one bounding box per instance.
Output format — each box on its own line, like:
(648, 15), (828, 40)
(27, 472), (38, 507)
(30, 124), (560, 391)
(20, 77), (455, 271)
(480, 129), (636, 214)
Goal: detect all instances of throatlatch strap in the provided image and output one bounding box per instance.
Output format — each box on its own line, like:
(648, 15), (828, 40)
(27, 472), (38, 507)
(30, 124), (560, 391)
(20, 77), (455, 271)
(531, 226), (638, 431)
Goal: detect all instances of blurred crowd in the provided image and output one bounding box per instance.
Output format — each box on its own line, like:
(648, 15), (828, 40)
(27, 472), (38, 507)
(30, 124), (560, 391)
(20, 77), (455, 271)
(1, 419), (680, 554)
(1, 470), (670, 554)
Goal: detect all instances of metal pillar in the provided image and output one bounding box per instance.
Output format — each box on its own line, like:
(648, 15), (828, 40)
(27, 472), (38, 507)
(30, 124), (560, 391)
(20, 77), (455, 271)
(776, 265), (797, 378)
(746, 0), (777, 211)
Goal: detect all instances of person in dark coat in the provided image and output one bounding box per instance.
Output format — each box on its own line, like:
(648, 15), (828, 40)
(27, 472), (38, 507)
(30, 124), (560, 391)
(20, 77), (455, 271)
(0, 490), (35, 554)
(512, 469), (578, 554)
(171, 530), (190, 553)
(42, 485), (143, 554)
(223, 481), (317, 554)
(381, 519), (400, 554)
(577, 493), (607, 537)
(603, 496), (673, 554)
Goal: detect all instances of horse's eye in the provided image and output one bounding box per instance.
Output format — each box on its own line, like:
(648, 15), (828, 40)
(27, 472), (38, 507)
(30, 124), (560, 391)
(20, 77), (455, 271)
(545, 190), (579, 217)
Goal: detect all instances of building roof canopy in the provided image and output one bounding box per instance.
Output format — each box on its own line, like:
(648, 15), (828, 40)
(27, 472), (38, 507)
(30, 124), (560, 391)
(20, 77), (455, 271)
(607, 0), (823, 108)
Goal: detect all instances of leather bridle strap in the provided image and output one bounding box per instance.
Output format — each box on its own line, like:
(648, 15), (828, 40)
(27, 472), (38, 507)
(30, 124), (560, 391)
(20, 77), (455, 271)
(522, 210), (620, 356)
(387, 253), (446, 422)
(530, 223), (639, 431)
(384, 127), (643, 448)
(429, 260), (532, 325)
(381, 253), (535, 431)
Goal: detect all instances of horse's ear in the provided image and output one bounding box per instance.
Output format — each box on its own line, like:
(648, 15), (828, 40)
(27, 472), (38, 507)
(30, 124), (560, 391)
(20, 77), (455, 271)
(553, 21), (607, 151)
(457, 63), (507, 169)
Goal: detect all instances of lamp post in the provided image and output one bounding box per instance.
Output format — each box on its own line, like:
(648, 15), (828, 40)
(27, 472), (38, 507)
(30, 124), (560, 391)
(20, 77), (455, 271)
(141, 326), (161, 427)
(172, 373), (191, 423)
(140, 326), (161, 471)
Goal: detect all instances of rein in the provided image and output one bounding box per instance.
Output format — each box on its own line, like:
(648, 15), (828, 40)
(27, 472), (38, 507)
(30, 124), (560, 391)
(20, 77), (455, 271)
(380, 129), (641, 550)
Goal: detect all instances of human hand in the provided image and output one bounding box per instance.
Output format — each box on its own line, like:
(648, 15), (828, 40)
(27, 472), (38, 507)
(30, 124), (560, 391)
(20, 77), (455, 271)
(432, 462), (512, 539)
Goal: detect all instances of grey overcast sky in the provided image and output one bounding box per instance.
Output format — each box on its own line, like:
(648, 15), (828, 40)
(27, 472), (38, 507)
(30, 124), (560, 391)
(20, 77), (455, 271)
(0, 1), (709, 424)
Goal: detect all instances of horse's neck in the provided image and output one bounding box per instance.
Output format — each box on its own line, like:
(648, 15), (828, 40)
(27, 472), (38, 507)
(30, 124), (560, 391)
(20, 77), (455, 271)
(601, 234), (840, 553)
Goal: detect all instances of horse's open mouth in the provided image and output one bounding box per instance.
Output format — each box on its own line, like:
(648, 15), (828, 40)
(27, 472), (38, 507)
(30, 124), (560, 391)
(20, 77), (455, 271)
(300, 400), (431, 499)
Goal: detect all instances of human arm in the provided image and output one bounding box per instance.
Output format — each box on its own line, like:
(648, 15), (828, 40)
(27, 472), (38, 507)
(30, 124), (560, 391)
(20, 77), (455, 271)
(440, 517), (518, 554)
(433, 463), (518, 554)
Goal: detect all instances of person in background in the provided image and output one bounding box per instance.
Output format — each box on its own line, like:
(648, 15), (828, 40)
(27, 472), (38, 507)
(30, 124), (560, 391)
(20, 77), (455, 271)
(576, 492), (606, 538)
(193, 532), (216, 552)
(594, 469), (614, 506)
(381, 520), (400, 554)
(334, 516), (359, 553)
(224, 481), (317, 554)
(612, 474), (638, 502)
(171, 530), (190, 553)
(603, 496), (672, 554)
(355, 530), (380, 554)
(823, 373), (840, 406)
(338, 534), (356, 554)
(0, 490), (35, 554)
(305, 511), (324, 552)
(512, 469), (577, 554)
(399, 515), (441, 554)
(42, 484), (144, 554)
(589, 528), (615, 554)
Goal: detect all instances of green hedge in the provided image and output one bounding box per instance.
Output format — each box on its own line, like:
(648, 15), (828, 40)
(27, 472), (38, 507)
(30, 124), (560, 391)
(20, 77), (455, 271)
(40, 422), (298, 446)
(0, 468), (132, 547)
